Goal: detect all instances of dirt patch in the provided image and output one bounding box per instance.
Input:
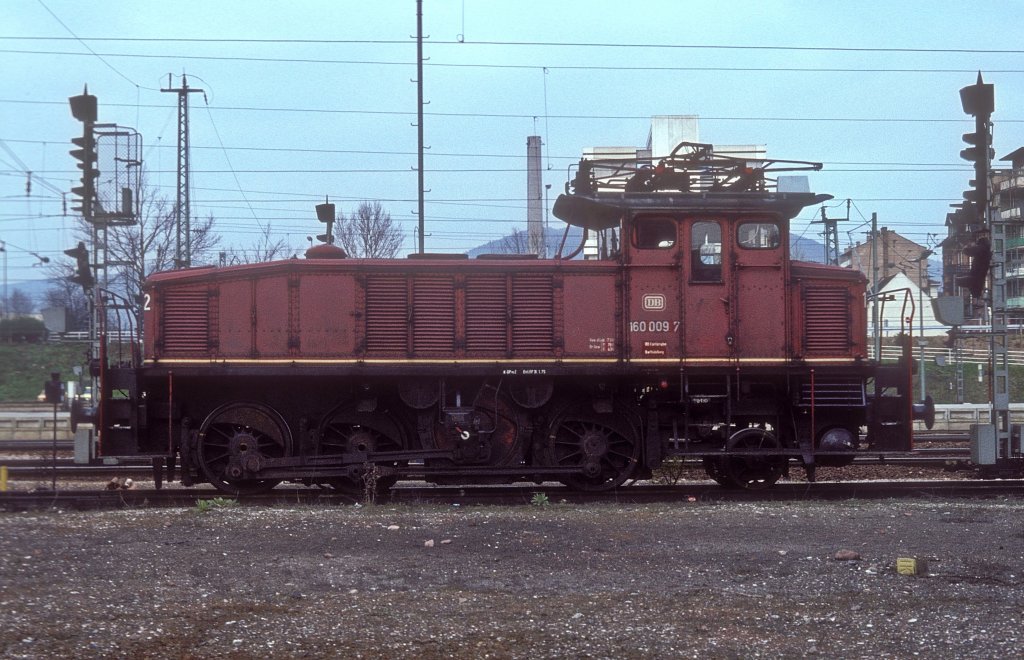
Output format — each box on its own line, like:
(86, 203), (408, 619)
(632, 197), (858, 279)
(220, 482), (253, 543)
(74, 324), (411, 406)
(1, 498), (1022, 657)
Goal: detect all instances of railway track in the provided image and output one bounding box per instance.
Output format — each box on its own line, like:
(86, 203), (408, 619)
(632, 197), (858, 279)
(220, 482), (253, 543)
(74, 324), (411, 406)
(0, 430), (971, 454)
(0, 430), (994, 501)
(0, 448), (975, 480)
(1, 479), (1021, 511)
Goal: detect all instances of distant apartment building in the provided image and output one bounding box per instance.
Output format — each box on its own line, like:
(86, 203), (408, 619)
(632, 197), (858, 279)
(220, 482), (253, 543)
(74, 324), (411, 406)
(839, 228), (932, 295)
(941, 147), (1024, 325)
(997, 148), (1024, 323)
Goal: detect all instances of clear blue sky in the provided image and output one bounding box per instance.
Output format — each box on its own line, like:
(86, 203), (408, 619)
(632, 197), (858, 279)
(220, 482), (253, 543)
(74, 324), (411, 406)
(2, 0), (1022, 293)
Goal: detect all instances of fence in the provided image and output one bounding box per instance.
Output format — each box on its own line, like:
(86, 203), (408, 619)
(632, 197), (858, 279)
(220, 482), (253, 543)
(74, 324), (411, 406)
(871, 345), (1024, 366)
(54, 331), (137, 342)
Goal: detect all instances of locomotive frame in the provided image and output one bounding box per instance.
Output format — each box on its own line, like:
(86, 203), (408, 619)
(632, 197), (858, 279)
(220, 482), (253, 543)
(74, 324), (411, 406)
(75, 142), (932, 495)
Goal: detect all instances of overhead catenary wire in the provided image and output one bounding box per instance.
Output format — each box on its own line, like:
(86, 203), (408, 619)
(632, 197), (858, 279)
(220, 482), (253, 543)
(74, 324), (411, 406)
(0, 138), (987, 168)
(4, 34), (1024, 54)
(2, 16), (1011, 267)
(8, 47), (1024, 76)
(2, 98), (1019, 123)
(34, 0), (158, 92)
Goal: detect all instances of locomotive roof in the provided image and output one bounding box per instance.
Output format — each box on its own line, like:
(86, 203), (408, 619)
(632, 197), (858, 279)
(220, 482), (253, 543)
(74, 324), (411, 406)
(554, 141), (832, 230)
(553, 191), (832, 230)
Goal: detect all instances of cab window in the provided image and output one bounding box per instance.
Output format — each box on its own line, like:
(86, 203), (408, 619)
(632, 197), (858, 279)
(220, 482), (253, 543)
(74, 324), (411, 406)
(738, 222), (781, 249)
(691, 221), (722, 281)
(634, 216), (676, 249)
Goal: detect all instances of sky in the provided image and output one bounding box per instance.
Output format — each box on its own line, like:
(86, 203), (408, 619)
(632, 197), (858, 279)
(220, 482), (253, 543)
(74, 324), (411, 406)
(2, 0), (1023, 298)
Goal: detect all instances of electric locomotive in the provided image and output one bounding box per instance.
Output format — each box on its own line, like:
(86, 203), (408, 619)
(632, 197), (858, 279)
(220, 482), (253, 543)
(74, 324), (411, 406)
(74, 142), (931, 494)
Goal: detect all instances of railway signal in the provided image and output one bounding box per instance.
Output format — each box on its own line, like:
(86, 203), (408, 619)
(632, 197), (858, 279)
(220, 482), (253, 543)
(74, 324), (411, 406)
(959, 74), (994, 212)
(69, 87), (98, 219)
(955, 237), (991, 298)
(956, 74), (995, 300)
(956, 74), (1017, 471)
(64, 241), (94, 290)
(68, 131), (96, 216)
(315, 198), (336, 244)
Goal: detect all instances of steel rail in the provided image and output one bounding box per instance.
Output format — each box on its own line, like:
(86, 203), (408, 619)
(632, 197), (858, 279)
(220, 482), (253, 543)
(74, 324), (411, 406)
(1, 479), (1022, 511)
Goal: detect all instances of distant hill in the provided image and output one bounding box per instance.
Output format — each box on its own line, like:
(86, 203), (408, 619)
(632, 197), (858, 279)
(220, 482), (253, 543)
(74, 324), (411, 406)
(790, 235), (826, 263)
(469, 228), (827, 264)
(467, 226), (586, 259)
(5, 278), (57, 310)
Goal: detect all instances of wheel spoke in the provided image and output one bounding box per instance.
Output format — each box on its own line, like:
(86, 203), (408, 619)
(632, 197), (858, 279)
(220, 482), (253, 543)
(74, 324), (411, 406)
(721, 429), (783, 490)
(546, 403), (640, 491)
(556, 449), (584, 464)
(208, 425), (235, 442)
(197, 403), (290, 496)
(203, 448), (232, 464)
(606, 448), (633, 462)
(317, 409), (405, 495)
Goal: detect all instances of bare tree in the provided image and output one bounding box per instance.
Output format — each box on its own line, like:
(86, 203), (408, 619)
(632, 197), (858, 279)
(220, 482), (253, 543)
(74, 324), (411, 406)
(500, 229), (531, 255)
(227, 223), (290, 264)
(105, 186), (219, 305)
(50, 180), (219, 325)
(7, 289), (34, 315)
(43, 262), (90, 331)
(336, 201), (404, 258)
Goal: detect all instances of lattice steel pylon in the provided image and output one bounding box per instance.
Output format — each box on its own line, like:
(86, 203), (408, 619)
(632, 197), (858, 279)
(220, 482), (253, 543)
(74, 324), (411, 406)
(813, 200), (849, 266)
(162, 74), (203, 269)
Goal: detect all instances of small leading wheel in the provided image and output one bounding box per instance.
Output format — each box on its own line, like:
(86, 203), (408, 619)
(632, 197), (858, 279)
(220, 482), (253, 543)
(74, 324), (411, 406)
(545, 402), (641, 491)
(721, 427), (785, 490)
(318, 408), (405, 496)
(702, 456), (740, 489)
(197, 402), (291, 496)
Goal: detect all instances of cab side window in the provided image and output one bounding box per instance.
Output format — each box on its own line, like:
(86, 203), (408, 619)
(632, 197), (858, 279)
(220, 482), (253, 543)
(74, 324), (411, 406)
(691, 221), (722, 281)
(634, 216), (677, 249)
(738, 222), (781, 249)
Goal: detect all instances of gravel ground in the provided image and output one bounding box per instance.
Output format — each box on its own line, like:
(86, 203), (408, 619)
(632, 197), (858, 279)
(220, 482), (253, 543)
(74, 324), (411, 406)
(0, 497), (1022, 658)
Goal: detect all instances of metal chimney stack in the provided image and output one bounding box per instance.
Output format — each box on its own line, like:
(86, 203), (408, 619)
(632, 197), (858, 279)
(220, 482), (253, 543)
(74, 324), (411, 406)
(527, 136), (543, 256)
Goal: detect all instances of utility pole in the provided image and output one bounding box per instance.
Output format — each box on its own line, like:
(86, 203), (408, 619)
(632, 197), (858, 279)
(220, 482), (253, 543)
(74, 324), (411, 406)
(527, 136), (543, 255)
(813, 199), (849, 266)
(0, 241), (6, 319)
(870, 212), (880, 360)
(913, 248), (934, 400)
(415, 0), (426, 254)
(162, 73), (203, 268)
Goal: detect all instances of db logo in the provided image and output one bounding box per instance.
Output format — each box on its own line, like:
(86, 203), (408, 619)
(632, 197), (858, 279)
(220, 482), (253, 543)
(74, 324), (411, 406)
(642, 294), (666, 311)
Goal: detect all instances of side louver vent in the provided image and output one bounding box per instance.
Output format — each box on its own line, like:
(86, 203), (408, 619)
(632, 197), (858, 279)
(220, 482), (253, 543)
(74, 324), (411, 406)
(466, 276), (508, 353)
(511, 275), (554, 354)
(804, 287), (851, 354)
(163, 289), (209, 354)
(366, 276), (408, 353)
(412, 277), (455, 353)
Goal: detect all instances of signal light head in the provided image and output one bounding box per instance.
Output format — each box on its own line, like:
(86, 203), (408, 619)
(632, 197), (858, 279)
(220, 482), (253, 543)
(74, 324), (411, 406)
(959, 74), (994, 116)
(68, 86), (98, 123)
(955, 237), (992, 298)
(63, 241), (88, 260)
(64, 241), (94, 290)
(316, 203), (335, 223)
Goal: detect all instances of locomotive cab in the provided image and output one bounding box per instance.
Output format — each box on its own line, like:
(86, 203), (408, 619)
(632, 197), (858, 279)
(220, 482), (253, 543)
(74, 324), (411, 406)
(620, 211), (792, 363)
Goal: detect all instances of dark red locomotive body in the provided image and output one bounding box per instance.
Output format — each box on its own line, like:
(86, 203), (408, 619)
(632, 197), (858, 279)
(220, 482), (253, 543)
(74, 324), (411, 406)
(87, 143), (926, 494)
